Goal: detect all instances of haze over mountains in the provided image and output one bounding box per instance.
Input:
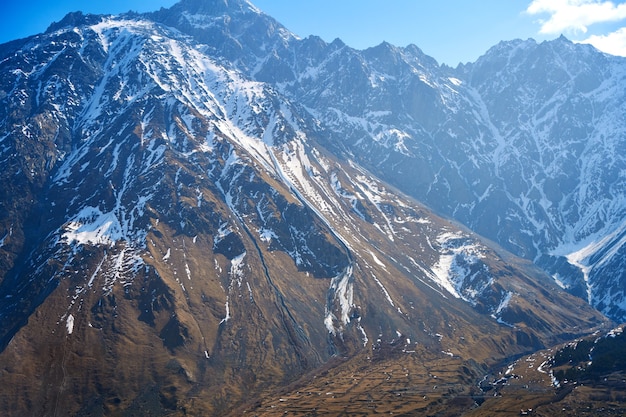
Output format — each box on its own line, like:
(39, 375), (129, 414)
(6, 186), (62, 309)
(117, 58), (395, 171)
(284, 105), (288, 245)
(0, 0), (624, 415)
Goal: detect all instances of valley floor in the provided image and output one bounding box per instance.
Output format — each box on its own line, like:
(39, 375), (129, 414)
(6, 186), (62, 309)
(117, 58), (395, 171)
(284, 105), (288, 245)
(233, 345), (626, 417)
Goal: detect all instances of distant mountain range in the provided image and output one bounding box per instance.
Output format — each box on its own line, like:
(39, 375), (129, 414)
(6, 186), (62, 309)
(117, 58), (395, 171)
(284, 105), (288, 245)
(0, 0), (623, 415)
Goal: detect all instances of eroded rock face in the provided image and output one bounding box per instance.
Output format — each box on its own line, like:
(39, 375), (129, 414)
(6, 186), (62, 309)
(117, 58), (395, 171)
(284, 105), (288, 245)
(0, 1), (617, 415)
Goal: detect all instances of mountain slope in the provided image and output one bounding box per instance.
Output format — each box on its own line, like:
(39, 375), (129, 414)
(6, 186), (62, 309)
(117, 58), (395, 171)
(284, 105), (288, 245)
(0, 1), (616, 416)
(167, 5), (626, 322)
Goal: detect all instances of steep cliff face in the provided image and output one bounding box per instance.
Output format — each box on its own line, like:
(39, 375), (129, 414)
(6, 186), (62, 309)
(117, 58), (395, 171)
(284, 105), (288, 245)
(0, 1), (617, 416)
(467, 39), (626, 321)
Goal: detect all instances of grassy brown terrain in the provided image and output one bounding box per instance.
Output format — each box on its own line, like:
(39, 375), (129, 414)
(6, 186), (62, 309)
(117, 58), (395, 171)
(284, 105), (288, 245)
(235, 341), (626, 417)
(240, 345), (484, 416)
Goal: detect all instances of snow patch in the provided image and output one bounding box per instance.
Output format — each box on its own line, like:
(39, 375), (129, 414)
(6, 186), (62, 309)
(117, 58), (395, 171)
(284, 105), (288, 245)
(66, 314), (75, 335)
(258, 228), (278, 242)
(61, 206), (124, 247)
(607, 326), (624, 338)
(431, 232), (489, 301)
(220, 300), (231, 324)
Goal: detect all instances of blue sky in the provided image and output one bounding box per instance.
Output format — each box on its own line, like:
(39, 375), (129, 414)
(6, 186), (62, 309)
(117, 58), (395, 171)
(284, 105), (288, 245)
(1, 0), (625, 65)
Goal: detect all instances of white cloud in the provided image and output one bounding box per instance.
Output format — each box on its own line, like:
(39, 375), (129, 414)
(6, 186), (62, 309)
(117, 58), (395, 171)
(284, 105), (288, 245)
(526, 0), (626, 34)
(578, 27), (626, 56)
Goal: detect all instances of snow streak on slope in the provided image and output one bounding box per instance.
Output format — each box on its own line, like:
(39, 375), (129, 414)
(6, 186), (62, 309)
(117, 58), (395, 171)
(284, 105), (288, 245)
(324, 266), (354, 335)
(552, 219), (626, 305)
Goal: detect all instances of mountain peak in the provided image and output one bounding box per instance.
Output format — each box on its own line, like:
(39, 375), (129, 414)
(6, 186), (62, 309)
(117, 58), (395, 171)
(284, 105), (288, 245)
(167, 0), (260, 16)
(45, 11), (104, 34)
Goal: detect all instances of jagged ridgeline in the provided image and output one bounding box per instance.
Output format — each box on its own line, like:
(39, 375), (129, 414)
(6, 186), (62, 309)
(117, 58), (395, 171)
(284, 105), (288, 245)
(0, 0), (621, 415)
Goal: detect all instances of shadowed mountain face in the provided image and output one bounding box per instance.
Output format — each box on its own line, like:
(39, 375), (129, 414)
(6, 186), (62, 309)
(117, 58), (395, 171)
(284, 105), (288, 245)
(0, 1), (618, 415)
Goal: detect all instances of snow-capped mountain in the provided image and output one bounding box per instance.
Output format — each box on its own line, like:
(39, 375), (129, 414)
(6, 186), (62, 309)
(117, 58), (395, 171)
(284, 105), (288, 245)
(0, 0), (620, 415)
(160, 2), (626, 322)
(459, 37), (626, 319)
